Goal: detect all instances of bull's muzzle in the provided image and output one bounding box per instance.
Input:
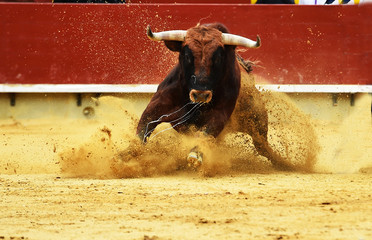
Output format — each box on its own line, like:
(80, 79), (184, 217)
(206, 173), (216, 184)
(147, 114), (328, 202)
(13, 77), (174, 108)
(189, 89), (212, 103)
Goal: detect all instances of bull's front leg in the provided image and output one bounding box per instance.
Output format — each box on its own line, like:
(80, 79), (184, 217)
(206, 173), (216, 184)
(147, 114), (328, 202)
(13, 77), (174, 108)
(137, 110), (158, 143)
(186, 111), (230, 170)
(137, 110), (159, 143)
(137, 98), (177, 143)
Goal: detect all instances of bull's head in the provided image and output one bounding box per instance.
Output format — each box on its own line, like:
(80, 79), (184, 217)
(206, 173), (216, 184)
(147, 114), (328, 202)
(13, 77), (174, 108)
(147, 23), (260, 104)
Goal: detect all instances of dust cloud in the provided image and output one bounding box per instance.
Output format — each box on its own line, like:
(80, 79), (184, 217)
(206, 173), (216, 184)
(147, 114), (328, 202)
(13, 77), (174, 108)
(60, 73), (354, 178)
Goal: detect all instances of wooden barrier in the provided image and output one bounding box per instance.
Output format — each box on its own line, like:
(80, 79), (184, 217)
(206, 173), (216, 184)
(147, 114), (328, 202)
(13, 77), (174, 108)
(0, 3), (371, 92)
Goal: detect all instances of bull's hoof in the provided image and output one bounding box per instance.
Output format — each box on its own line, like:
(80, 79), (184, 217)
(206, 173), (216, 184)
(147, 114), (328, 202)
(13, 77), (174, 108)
(187, 151), (203, 170)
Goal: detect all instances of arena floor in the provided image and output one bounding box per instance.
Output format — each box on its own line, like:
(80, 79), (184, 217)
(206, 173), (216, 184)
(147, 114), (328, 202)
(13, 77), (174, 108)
(1, 173), (371, 240)
(0, 93), (371, 240)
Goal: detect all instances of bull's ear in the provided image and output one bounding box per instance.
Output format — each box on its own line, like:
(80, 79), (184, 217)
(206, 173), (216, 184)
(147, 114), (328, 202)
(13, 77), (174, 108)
(164, 40), (183, 52)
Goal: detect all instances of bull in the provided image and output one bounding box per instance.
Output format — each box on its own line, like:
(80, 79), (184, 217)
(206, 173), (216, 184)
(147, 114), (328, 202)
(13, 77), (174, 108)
(137, 23), (292, 170)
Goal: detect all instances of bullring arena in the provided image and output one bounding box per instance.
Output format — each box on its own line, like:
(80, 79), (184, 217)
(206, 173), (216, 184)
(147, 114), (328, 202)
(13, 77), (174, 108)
(1, 1), (372, 240)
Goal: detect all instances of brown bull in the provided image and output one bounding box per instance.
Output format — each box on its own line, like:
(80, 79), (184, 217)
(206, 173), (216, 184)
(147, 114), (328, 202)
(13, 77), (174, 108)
(137, 23), (292, 170)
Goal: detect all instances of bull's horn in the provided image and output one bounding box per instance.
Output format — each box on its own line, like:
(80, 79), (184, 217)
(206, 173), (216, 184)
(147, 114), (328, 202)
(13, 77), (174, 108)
(221, 33), (261, 48)
(146, 25), (187, 42)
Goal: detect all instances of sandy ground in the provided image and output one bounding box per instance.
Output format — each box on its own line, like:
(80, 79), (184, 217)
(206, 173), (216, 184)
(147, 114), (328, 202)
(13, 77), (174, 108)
(0, 91), (372, 240)
(1, 173), (371, 240)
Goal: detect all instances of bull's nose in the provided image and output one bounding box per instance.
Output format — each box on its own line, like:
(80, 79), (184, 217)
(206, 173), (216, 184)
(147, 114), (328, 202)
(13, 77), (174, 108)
(189, 89), (212, 103)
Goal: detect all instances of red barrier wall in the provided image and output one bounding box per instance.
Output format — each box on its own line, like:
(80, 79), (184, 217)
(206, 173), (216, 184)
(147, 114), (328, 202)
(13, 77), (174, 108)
(1, 3), (371, 87)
